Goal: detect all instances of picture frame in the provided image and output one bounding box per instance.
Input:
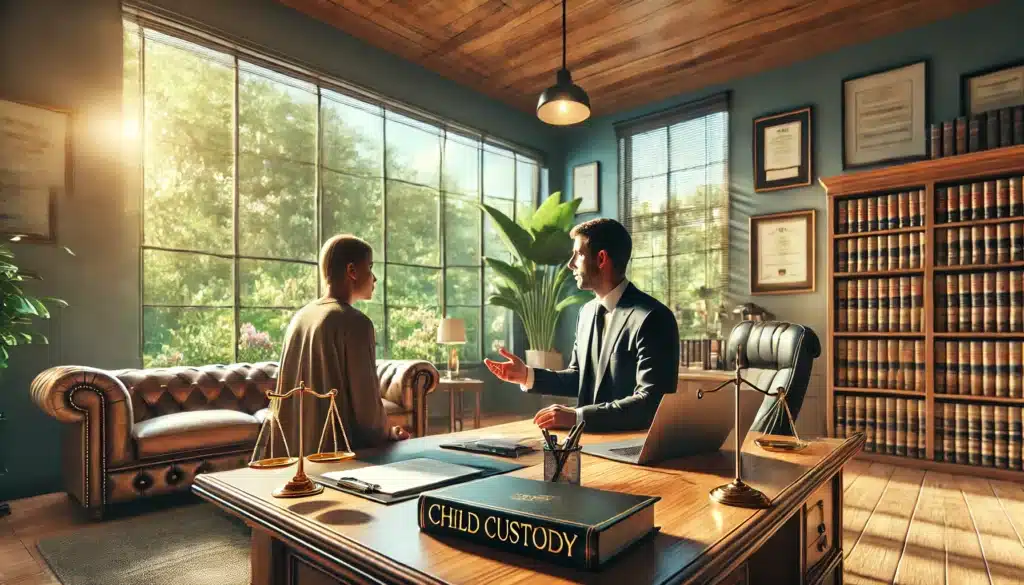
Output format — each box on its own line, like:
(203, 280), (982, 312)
(573, 161), (599, 214)
(960, 60), (1024, 117)
(749, 209), (816, 295)
(0, 98), (69, 243)
(753, 106), (813, 192)
(842, 60), (928, 169)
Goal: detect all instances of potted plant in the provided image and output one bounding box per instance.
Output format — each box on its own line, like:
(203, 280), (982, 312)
(481, 192), (591, 369)
(0, 239), (70, 516)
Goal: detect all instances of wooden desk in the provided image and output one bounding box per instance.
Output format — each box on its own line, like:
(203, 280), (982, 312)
(194, 416), (863, 585)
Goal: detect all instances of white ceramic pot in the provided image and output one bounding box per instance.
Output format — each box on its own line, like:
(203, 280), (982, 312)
(525, 350), (564, 370)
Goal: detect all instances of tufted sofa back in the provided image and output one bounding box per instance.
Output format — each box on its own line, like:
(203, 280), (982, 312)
(113, 362), (279, 423)
(724, 321), (821, 435)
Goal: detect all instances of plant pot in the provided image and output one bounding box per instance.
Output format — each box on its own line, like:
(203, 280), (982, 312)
(525, 350), (563, 370)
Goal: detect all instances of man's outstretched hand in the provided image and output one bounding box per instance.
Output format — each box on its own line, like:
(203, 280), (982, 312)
(483, 347), (528, 385)
(534, 404), (577, 430)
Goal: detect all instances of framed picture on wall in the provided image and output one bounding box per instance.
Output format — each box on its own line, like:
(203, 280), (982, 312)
(573, 161), (599, 214)
(961, 60), (1024, 116)
(753, 106), (813, 192)
(749, 209), (816, 295)
(842, 60), (928, 169)
(0, 98), (69, 243)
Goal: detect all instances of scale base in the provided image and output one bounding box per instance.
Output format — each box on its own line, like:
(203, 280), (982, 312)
(272, 475), (324, 498)
(709, 479), (771, 509)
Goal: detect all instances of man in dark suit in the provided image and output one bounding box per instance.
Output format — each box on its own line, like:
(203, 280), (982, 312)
(485, 218), (680, 432)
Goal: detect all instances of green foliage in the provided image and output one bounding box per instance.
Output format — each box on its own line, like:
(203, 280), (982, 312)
(0, 244), (70, 369)
(127, 21), (536, 367)
(481, 193), (590, 352)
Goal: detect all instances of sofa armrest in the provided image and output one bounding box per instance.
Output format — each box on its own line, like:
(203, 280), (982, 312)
(375, 360), (439, 410)
(30, 366), (136, 510)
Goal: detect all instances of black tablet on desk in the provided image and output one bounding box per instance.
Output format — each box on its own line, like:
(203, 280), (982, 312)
(439, 437), (537, 458)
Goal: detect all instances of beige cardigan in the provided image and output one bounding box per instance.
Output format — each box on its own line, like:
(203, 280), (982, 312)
(274, 299), (390, 452)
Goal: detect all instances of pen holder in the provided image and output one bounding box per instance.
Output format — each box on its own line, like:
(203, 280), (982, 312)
(543, 446), (582, 485)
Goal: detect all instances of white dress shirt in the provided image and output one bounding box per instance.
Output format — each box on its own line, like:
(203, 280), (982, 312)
(521, 278), (630, 425)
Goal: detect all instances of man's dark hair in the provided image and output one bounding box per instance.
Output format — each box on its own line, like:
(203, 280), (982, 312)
(569, 218), (632, 275)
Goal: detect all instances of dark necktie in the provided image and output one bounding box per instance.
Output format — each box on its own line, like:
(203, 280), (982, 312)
(592, 304), (607, 366)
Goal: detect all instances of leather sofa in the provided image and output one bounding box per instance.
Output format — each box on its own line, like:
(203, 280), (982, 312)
(724, 321), (821, 436)
(30, 359), (438, 518)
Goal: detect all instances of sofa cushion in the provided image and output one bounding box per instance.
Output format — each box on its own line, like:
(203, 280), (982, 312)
(132, 410), (261, 459)
(382, 399), (406, 415)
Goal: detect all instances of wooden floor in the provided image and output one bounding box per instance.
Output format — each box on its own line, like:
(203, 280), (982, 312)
(3, 455), (1024, 584)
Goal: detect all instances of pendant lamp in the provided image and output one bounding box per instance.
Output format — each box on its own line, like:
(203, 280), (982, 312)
(536, 0), (590, 125)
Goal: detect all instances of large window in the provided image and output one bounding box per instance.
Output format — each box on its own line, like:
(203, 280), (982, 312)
(616, 94), (729, 338)
(123, 18), (541, 368)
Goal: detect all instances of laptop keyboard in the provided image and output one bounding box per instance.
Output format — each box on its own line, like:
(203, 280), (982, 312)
(610, 445), (643, 457)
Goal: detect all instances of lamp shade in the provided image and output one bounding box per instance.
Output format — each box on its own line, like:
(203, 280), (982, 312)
(536, 68), (591, 126)
(437, 317), (467, 344)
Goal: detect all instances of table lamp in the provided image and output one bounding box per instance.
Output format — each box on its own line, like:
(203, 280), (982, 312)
(437, 317), (466, 380)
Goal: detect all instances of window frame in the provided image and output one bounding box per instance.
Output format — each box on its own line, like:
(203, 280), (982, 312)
(125, 13), (543, 368)
(615, 92), (730, 337)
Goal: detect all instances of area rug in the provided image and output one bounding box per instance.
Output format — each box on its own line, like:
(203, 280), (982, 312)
(37, 503), (251, 585)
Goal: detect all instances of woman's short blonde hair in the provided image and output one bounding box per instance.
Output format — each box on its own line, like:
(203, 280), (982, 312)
(319, 234), (372, 288)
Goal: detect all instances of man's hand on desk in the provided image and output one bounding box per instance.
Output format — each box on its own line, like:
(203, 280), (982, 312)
(483, 347), (528, 385)
(533, 404), (577, 430)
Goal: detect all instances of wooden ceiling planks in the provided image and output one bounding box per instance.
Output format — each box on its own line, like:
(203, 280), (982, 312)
(278, 0), (996, 117)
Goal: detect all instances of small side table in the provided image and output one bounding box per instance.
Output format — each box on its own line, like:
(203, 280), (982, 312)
(438, 378), (484, 433)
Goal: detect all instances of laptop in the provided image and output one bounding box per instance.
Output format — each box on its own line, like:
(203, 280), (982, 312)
(583, 383), (765, 465)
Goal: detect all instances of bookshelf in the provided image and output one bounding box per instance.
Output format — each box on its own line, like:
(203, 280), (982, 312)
(823, 145), (1024, 480)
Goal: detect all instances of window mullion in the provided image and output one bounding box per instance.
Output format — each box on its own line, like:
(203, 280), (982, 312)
(232, 55), (241, 363)
(665, 124), (673, 315)
(316, 88), (324, 298)
(137, 23), (147, 366)
(380, 112), (389, 358)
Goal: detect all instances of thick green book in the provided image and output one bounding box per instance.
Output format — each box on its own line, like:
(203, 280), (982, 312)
(417, 475), (659, 570)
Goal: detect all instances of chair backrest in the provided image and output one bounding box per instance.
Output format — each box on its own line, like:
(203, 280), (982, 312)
(724, 321), (821, 436)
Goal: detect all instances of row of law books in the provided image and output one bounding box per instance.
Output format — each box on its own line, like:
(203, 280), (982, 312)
(835, 190), (926, 234)
(835, 276), (924, 333)
(935, 271), (1024, 333)
(930, 107), (1024, 160)
(834, 396), (926, 458)
(936, 222), (1024, 266)
(936, 176), (1024, 223)
(835, 339), (924, 391)
(935, 341), (1024, 397)
(935, 402), (1023, 470)
(835, 233), (924, 273)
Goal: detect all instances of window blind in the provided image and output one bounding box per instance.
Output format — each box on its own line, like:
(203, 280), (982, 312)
(616, 93), (729, 337)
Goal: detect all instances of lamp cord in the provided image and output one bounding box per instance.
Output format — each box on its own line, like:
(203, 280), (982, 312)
(562, 0), (567, 71)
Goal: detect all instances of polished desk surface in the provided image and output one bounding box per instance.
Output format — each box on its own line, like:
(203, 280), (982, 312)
(194, 420), (862, 585)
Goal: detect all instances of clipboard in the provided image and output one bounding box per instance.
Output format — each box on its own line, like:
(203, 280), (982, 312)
(314, 457), (483, 504)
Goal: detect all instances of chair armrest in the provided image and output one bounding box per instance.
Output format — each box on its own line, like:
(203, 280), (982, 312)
(31, 365), (135, 466)
(375, 360), (439, 410)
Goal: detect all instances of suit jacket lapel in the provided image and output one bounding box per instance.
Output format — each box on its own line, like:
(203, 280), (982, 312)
(593, 303), (634, 399)
(577, 302), (596, 398)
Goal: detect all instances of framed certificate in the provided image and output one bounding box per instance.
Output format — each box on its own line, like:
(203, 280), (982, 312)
(573, 161), (599, 214)
(753, 106), (812, 192)
(842, 61), (928, 169)
(961, 60), (1024, 116)
(0, 98), (69, 243)
(749, 209), (816, 295)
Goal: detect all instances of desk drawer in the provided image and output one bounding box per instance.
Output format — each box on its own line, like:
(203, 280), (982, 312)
(804, 480), (834, 570)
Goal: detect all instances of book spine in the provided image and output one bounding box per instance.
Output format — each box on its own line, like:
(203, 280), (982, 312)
(888, 277), (899, 335)
(835, 396), (845, 438)
(958, 340), (971, 397)
(837, 240), (847, 273)
(1000, 107), (1012, 147)
(955, 117), (968, 155)
(885, 397), (896, 455)
(418, 494), (594, 570)
(866, 339), (877, 389)
(1013, 271), (1023, 332)
(858, 340), (868, 388)
(947, 273), (959, 333)
(867, 236), (877, 272)
(857, 198), (868, 233)
(983, 340), (996, 397)
(971, 273), (983, 332)
(1014, 106), (1024, 145)
(918, 400), (926, 459)
(984, 271), (996, 332)
(947, 340), (959, 395)
(944, 403), (955, 463)
(837, 199), (848, 234)
(902, 340), (915, 391)
(948, 184), (960, 224)
(837, 280), (848, 332)
(971, 341), (983, 396)
(936, 341), (947, 394)
(998, 271), (1010, 333)
(997, 178), (1010, 218)
(885, 339), (896, 389)
(969, 115), (983, 153)
(848, 280), (858, 333)
(985, 224), (997, 264)
(915, 340), (925, 392)
(909, 190), (920, 227)
(996, 405), (1009, 469)
(930, 123), (942, 158)
(943, 121), (955, 157)
(984, 180), (997, 219)
(936, 274), (947, 332)
(937, 229), (948, 266)
(968, 403), (981, 466)
(986, 111), (1000, 150)
(960, 226), (972, 267)
(888, 194), (899, 230)
(1011, 178), (1022, 217)
(896, 398), (907, 456)
(868, 196), (878, 232)
(900, 192), (911, 228)
(937, 187), (948, 224)
(836, 339), (847, 386)
(909, 232), (920, 269)
(1013, 222), (1023, 262)
(855, 396), (866, 443)
(878, 235), (890, 272)
(933, 400), (943, 460)
(1010, 407), (1022, 470)
(877, 197), (889, 234)
(1010, 341), (1021, 399)
(998, 224), (1010, 264)
(857, 279), (868, 332)
(982, 404), (995, 467)
(865, 394), (876, 452)
(962, 184), (973, 222)
(972, 225), (984, 265)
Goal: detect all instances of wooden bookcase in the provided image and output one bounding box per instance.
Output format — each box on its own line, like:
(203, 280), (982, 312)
(822, 144), (1024, 481)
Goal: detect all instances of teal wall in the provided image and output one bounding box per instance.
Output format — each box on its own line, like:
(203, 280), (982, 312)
(0, 0), (560, 501)
(560, 0), (1024, 437)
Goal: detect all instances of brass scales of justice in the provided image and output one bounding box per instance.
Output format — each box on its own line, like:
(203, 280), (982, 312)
(698, 346), (808, 509)
(248, 382), (356, 498)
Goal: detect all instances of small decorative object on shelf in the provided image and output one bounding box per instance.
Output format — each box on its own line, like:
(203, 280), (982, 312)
(248, 382), (355, 498)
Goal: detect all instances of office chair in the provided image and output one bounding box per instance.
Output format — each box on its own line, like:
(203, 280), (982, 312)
(723, 321), (821, 436)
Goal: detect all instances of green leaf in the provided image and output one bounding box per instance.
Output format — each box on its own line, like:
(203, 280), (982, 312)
(527, 227), (573, 265)
(0, 280), (23, 296)
(7, 295), (36, 316)
(1, 332), (18, 346)
(555, 292), (591, 312)
(40, 296), (69, 308)
(487, 294), (521, 313)
(28, 297), (50, 319)
(0, 344), (7, 367)
(480, 203), (533, 265)
(483, 257), (529, 291)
